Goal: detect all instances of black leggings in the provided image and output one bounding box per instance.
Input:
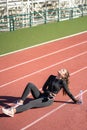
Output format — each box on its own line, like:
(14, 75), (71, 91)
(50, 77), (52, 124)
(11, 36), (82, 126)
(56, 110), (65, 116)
(16, 83), (54, 113)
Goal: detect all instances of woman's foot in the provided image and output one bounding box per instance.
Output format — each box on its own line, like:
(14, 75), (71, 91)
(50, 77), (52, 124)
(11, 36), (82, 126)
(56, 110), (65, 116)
(13, 99), (23, 108)
(2, 107), (15, 117)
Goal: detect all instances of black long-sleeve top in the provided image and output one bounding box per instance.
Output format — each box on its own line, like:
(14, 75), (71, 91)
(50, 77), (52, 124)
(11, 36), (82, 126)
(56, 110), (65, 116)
(42, 75), (77, 103)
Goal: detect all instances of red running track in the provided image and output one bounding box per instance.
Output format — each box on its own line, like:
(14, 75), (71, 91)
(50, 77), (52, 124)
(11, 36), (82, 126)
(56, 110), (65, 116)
(0, 32), (87, 130)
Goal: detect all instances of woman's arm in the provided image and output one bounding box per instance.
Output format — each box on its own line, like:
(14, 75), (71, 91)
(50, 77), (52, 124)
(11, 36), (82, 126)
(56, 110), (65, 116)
(42, 75), (54, 93)
(63, 81), (77, 103)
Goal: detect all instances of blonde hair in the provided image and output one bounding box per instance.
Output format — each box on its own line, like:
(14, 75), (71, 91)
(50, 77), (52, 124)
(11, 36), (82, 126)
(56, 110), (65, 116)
(59, 69), (70, 95)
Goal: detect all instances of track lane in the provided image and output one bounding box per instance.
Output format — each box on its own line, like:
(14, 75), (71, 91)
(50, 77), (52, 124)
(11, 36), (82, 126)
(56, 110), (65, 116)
(0, 32), (87, 70)
(0, 69), (87, 130)
(0, 40), (86, 73)
(0, 54), (87, 104)
(0, 33), (87, 130)
(0, 42), (87, 87)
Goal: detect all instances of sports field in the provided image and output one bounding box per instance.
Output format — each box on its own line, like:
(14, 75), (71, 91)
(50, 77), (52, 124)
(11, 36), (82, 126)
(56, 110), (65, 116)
(0, 16), (87, 130)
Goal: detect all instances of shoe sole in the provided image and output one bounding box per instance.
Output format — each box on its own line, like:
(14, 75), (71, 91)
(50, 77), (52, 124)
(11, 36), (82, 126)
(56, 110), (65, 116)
(2, 108), (14, 117)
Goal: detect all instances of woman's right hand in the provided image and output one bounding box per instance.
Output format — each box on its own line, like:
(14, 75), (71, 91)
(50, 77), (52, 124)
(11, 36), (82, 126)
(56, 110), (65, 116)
(75, 99), (82, 104)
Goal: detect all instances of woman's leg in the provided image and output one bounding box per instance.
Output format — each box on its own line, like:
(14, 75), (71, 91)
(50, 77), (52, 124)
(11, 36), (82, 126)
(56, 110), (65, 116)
(2, 83), (42, 117)
(20, 82), (41, 101)
(16, 98), (54, 113)
(12, 82), (41, 108)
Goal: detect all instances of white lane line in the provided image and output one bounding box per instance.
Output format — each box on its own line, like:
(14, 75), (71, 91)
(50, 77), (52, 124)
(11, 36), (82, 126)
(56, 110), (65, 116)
(70, 67), (87, 76)
(70, 66), (87, 76)
(20, 89), (87, 130)
(0, 31), (87, 57)
(0, 40), (87, 73)
(0, 51), (87, 88)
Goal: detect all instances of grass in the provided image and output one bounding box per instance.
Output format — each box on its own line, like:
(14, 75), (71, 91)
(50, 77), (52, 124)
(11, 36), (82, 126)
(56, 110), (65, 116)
(0, 16), (87, 55)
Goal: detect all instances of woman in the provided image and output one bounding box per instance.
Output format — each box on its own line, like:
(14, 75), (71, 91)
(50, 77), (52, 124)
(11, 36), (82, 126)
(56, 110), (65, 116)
(2, 69), (80, 117)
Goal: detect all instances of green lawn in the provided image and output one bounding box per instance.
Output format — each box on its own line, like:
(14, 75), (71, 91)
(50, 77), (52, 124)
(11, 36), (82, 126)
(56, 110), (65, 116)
(0, 16), (87, 55)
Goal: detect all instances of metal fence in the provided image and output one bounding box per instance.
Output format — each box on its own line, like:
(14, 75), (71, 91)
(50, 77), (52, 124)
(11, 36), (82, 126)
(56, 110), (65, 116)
(0, 5), (87, 32)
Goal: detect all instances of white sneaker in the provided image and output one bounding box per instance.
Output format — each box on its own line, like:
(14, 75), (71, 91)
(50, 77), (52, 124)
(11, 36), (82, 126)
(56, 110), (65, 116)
(2, 107), (14, 117)
(13, 100), (23, 108)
